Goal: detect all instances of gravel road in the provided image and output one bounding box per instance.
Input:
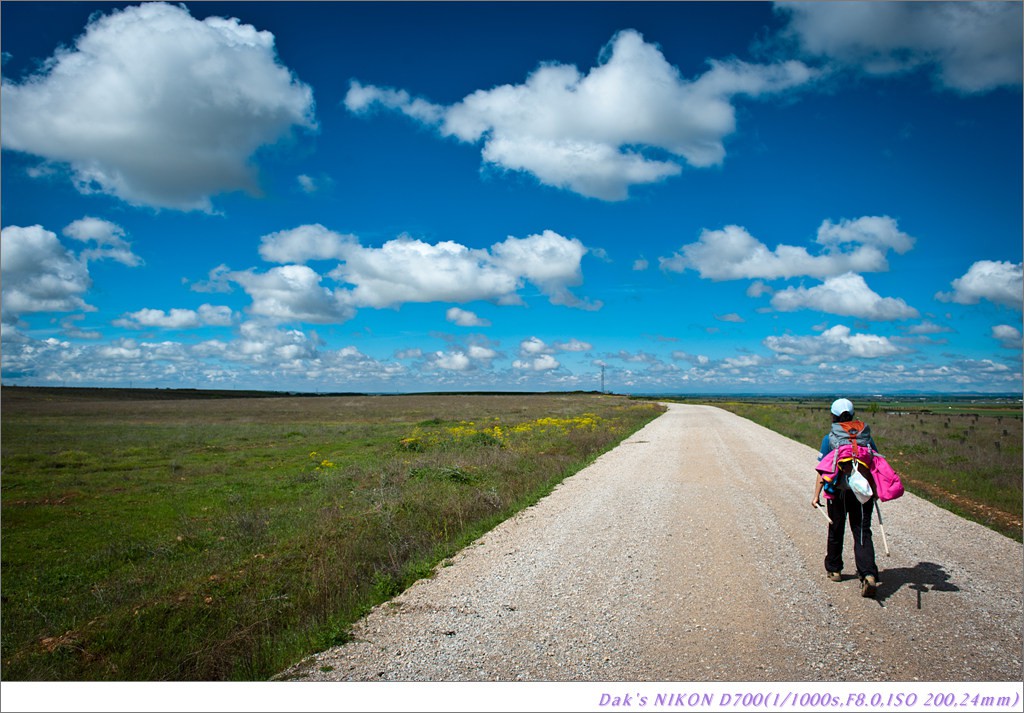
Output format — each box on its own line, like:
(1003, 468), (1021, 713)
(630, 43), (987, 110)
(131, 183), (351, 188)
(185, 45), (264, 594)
(279, 403), (1023, 682)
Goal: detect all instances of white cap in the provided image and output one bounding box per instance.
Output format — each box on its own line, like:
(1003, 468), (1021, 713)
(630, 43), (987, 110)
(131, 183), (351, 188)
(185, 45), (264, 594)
(830, 398), (854, 417)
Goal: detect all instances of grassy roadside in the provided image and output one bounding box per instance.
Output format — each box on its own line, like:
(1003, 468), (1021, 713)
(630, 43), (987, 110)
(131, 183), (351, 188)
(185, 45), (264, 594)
(660, 397), (1023, 542)
(1, 388), (664, 681)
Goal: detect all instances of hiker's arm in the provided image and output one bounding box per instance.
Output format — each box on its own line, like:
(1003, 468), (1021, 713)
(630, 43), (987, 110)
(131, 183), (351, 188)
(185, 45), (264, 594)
(812, 476), (824, 508)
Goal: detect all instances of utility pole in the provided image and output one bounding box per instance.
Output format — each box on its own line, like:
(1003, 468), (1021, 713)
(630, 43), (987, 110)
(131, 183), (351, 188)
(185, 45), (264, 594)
(600, 365), (605, 394)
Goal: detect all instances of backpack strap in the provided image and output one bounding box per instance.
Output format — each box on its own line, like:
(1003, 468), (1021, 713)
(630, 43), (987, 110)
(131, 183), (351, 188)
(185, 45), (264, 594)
(840, 421), (866, 459)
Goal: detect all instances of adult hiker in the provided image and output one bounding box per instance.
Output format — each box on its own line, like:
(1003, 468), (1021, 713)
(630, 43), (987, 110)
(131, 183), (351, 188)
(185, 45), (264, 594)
(811, 398), (881, 598)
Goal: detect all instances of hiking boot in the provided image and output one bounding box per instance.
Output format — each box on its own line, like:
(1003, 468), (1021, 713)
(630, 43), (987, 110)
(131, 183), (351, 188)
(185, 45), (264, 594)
(826, 571), (842, 582)
(861, 575), (877, 598)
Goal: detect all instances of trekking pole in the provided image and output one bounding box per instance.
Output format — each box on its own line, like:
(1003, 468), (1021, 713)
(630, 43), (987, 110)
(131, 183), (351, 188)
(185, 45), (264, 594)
(875, 500), (891, 556)
(814, 502), (833, 525)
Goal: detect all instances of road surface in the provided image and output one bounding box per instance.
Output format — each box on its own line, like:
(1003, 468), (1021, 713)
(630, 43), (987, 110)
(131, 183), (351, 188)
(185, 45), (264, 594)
(280, 404), (1023, 682)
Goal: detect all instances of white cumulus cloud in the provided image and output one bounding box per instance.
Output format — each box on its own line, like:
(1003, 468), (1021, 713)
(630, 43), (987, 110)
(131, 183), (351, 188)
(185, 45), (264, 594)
(936, 260), (1023, 310)
(258, 224), (357, 264)
(346, 29), (815, 200)
(815, 216), (916, 254)
(660, 217), (911, 280)
(1, 224), (93, 320)
(432, 351), (473, 372)
(775, 1), (1022, 94)
(467, 345), (498, 361)
(519, 337), (553, 356)
(513, 354), (560, 371)
(992, 324), (1022, 349)
(344, 81), (446, 124)
(230, 265), (355, 324)
(764, 324), (906, 361)
(330, 236), (518, 308)
(114, 304), (233, 330)
(446, 307), (491, 327)
(490, 230), (599, 309)
(62, 217), (142, 266)
(723, 355), (763, 369)
(329, 229), (597, 310)
(771, 272), (919, 321)
(1, 2), (316, 211)
(224, 227), (598, 325)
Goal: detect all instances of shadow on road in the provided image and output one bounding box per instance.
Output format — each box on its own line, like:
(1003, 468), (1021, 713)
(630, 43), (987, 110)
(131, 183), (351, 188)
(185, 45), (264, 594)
(877, 561), (960, 607)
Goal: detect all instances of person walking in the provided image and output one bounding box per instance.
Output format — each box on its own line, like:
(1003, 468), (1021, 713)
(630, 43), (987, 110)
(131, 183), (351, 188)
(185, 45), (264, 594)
(812, 398), (880, 598)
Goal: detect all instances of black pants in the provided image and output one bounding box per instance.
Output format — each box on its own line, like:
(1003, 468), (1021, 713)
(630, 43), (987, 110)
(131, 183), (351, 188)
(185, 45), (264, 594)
(825, 490), (878, 579)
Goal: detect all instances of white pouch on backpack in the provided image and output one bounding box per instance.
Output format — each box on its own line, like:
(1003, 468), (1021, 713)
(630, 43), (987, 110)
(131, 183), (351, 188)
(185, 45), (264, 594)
(848, 465), (873, 504)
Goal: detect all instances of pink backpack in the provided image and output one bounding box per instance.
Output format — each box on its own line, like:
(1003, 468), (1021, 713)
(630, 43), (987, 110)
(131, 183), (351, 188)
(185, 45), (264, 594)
(871, 453), (905, 502)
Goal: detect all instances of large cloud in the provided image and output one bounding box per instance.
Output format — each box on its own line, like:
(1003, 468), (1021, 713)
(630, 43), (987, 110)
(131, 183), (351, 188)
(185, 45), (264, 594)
(936, 260), (1023, 310)
(775, 1), (1022, 93)
(329, 229), (597, 310)
(230, 265), (356, 324)
(1, 2), (315, 211)
(225, 227), (598, 324)
(330, 237), (518, 309)
(764, 324), (906, 361)
(346, 29), (815, 200)
(114, 304), (233, 330)
(1, 225), (93, 320)
(771, 272), (919, 321)
(660, 216), (913, 280)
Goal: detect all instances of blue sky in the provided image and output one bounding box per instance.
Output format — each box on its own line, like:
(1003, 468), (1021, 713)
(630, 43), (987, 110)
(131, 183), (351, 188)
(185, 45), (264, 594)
(2, 1), (1021, 394)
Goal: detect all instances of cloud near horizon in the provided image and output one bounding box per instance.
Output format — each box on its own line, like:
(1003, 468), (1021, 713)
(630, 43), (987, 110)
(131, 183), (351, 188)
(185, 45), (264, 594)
(345, 29), (816, 200)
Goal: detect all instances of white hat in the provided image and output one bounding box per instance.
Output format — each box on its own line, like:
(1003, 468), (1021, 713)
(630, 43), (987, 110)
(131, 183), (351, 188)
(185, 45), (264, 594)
(830, 398), (854, 417)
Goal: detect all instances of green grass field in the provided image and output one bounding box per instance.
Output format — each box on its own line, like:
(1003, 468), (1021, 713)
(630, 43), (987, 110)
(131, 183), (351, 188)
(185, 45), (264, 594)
(3, 388), (1019, 682)
(0, 388), (663, 681)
